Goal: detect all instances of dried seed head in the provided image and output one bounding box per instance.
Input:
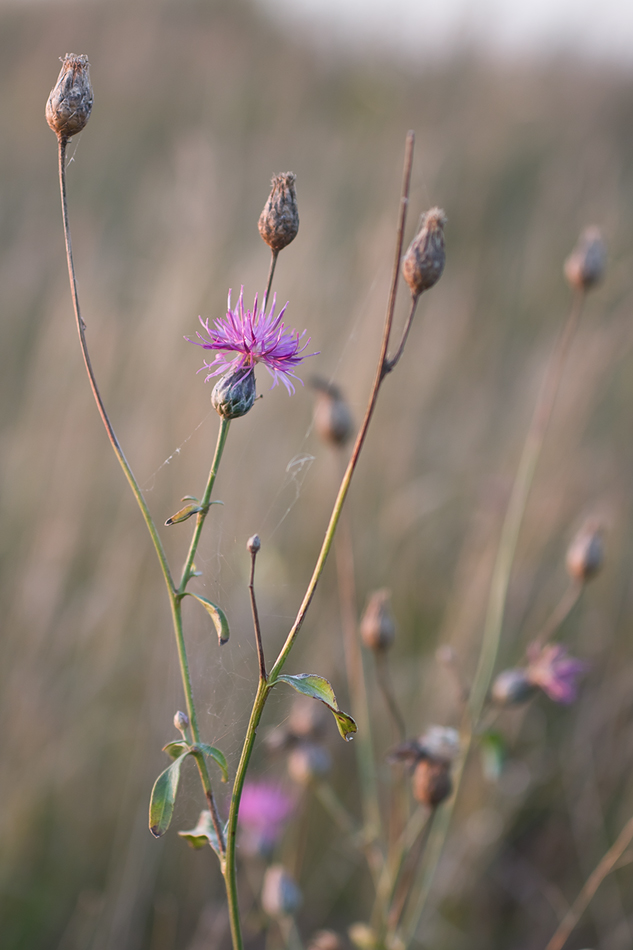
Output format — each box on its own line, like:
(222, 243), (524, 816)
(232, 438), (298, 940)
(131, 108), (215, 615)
(308, 931), (346, 950)
(412, 758), (453, 808)
(174, 710), (190, 733)
(46, 54), (93, 139)
(287, 742), (331, 785)
(247, 534), (261, 554)
(211, 368), (256, 419)
(360, 589), (396, 652)
(312, 378), (354, 447)
(261, 865), (302, 918)
(564, 227), (606, 291)
(402, 207), (447, 297)
(566, 520), (605, 583)
(491, 668), (536, 706)
(288, 696), (327, 739)
(258, 172), (299, 251)
(418, 725), (460, 763)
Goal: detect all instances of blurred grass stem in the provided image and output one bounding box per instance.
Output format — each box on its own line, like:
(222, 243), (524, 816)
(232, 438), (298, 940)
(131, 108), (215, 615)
(399, 288), (586, 948)
(531, 580), (583, 649)
(545, 814), (633, 950)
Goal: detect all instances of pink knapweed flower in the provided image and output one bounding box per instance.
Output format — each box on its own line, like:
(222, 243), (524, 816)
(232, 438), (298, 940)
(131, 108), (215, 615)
(238, 781), (293, 856)
(188, 288), (316, 394)
(526, 643), (589, 704)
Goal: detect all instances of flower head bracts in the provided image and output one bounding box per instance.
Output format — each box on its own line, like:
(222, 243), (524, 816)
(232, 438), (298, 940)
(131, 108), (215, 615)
(526, 643), (588, 704)
(189, 288), (316, 394)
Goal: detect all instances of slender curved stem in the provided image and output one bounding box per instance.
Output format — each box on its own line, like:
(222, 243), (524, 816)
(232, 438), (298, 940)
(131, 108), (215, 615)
(178, 417), (231, 593)
(58, 136), (174, 596)
(248, 545), (267, 682)
(385, 295), (419, 375)
(545, 815), (633, 950)
(531, 580), (583, 650)
(57, 135), (225, 857)
(398, 289), (586, 948)
(263, 248), (279, 309)
(268, 131), (416, 684)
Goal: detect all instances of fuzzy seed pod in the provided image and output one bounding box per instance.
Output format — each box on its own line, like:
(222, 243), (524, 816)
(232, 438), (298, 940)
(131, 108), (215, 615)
(312, 378), (354, 447)
(247, 534), (261, 554)
(566, 521), (604, 582)
(174, 710), (189, 732)
(360, 589), (396, 652)
(287, 742), (331, 785)
(258, 173), (299, 251)
(491, 668), (536, 706)
(564, 227), (606, 291)
(46, 54), (93, 139)
(211, 368), (256, 419)
(402, 207), (447, 297)
(308, 930), (346, 950)
(261, 865), (302, 918)
(412, 758), (453, 808)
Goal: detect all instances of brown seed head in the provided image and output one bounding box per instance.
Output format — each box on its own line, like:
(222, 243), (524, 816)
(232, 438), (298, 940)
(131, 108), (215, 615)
(566, 520), (605, 583)
(412, 758), (453, 808)
(564, 227), (606, 291)
(287, 742), (331, 785)
(258, 172), (299, 251)
(491, 668), (536, 706)
(46, 54), (93, 140)
(312, 378), (354, 447)
(360, 589), (396, 652)
(402, 207), (447, 297)
(247, 534), (261, 554)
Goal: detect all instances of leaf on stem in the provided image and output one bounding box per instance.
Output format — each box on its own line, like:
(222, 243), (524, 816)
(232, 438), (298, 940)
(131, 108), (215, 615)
(191, 743), (229, 782)
(149, 751), (189, 837)
(480, 730), (507, 782)
(277, 673), (357, 741)
(162, 740), (189, 761)
(179, 810), (226, 857)
(185, 593), (230, 645)
(165, 503), (203, 526)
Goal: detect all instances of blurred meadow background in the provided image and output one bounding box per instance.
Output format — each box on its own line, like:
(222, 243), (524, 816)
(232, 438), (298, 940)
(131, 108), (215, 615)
(2, 0), (633, 947)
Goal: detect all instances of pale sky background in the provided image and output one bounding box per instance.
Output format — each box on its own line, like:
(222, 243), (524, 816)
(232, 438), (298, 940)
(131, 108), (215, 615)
(259, 0), (633, 63)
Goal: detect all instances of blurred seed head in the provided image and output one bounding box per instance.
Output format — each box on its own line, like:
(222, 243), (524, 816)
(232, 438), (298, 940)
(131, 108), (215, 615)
(418, 725), (460, 763)
(259, 172), (299, 251)
(211, 368), (256, 420)
(491, 668), (536, 707)
(46, 54), (93, 139)
(288, 696), (328, 740)
(287, 742), (331, 786)
(412, 757), (453, 808)
(247, 534), (261, 554)
(566, 520), (604, 583)
(261, 865), (302, 918)
(173, 710), (189, 733)
(401, 207), (447, 297)
(308, 930), (347, 950)
(360, 589), (396, 652)
(348, 923), (377, 950)
(312, 378), (354, 448)
(564, 227), (606, 292)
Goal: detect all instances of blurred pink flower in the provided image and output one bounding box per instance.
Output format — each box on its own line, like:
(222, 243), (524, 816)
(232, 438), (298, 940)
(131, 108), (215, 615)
(238, 781), (293, 856)
(527, 643), (588, 704)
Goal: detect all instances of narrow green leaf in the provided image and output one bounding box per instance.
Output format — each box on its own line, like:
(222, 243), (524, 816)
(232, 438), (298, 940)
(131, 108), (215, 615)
(480, 730), (506, 782)
(178, 810), (226, 858)
(165, 503), (203, 526)
(277, 673), (357, 741)
(185, 593), (230, 645)
(162, 740), (189, 761)
(180, 495), (199, 503)
(191, 743), (229, 782)
(149, 751), (189, 838)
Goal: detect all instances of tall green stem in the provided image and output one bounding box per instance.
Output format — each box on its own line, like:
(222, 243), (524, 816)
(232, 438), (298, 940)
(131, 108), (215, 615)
(179, 417), (231, 592)
(399, 290), (586, 948)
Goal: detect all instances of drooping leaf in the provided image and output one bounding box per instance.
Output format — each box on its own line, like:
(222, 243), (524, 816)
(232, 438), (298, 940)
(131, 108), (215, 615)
(480, 730), (507, 782)
(162, 740), (189, 761)
(149, 751), (190, 838)
(178, 810), (226, 858)
(277, 673), (357, 741)
(191, 743), (229, 782)
(165, 503), (203, 526)
(185, 593), (230, 645)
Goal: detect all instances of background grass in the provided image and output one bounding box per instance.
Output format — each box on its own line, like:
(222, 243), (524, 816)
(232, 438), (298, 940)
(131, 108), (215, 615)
(1, 0), (633, 947)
